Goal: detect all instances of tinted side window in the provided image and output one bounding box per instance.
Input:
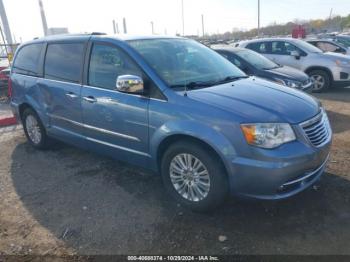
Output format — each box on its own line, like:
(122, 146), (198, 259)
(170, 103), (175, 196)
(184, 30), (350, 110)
(13, 44), (43, 76)
(44, 43), (84, 83)
(88, 44), (142, 90)
(246, 42), (269, 54)
(271, 41), (289, 55)
(271, 41), (302, 55)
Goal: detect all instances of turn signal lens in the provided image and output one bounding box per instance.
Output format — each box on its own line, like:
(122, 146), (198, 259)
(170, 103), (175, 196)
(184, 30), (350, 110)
(241, 125), (256, 144)
(241, 123), (296, 149)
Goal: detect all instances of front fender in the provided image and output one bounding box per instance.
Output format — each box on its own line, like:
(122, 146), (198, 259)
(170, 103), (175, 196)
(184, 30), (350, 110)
(150, 120), (237, 174)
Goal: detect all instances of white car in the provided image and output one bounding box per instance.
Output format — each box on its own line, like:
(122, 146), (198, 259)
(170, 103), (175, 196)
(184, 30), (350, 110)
(237, 38), (350, 92)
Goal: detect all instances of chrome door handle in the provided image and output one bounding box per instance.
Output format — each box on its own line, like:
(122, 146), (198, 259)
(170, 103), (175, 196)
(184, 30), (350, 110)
(83, 96), (97, 103)
(66, 92), (78, 98)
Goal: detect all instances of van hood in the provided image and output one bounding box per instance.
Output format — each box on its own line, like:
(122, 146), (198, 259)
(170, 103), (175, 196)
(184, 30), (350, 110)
(188, 77), (320, 124)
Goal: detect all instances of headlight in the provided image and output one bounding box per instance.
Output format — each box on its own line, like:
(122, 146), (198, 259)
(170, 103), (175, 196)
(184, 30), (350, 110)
(274, 78), (301, 88)
(284, 80), (301, 88)
(273, 78), (286, 86)
(241, 123), (296, 149)
(335, 59), (350, 67)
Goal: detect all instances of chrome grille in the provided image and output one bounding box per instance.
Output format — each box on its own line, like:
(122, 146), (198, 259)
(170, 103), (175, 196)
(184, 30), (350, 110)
(301, 110), (331, 147)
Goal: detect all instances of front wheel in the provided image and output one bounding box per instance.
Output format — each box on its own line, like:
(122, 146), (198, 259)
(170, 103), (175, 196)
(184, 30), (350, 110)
(309, 70), (331, 93)
(161, 141), (229, 211)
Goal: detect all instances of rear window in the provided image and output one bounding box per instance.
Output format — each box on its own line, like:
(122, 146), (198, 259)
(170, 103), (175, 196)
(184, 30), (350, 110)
(13, 43), (43, 76)
(44, 43), (84, 83)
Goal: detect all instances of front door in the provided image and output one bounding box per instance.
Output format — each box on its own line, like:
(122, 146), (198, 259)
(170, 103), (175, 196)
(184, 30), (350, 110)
(81, 42), (149, 162)
(266, 41), (305, 70)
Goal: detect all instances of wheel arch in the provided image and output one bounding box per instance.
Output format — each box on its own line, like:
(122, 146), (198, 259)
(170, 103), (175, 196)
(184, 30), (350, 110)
(19, 102), (35, 121)
(18, 99), (48, 127)
(305, 66), (334, 83)
(151, 122), (237, 179)
(157, 135), (226, 172)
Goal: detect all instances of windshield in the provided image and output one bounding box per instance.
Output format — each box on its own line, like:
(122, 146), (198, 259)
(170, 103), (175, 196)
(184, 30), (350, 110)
(235, 49), (278, 70)
(128, 38), (246, 89)
(293, 39), (323, 53)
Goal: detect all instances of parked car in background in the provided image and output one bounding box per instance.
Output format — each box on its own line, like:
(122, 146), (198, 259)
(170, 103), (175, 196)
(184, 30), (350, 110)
(213, 46), (313, 93)
(307, 39), (350, 55)
(0, 59), (10, 88)
(332, 35), (350, 48)
(237, 38), (350, 92)
(11, 34), (331, 211)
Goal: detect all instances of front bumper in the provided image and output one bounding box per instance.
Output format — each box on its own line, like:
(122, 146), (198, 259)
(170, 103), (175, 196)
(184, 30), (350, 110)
(332, 65), (350, 83)
(229, 142), (331, 200)
(227, 112), (332, 200)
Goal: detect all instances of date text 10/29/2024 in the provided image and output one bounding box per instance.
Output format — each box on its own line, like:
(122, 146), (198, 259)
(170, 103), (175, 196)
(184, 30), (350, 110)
(127, 256), (219, 261)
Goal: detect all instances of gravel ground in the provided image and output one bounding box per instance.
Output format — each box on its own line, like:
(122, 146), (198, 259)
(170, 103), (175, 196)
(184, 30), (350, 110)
(0, 88), (350, 256)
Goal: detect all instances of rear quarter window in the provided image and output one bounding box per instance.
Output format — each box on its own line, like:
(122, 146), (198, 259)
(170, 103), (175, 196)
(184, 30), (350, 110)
(44, 43), (84, 83)
(13, 43), (43, 76)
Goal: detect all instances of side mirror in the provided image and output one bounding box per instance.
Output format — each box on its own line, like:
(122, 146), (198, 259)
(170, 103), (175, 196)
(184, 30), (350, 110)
(116, 75), (144, 94)
(290, 51), (300, 60)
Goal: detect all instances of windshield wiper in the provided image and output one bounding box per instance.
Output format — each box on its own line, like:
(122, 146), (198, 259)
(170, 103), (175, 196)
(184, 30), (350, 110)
(170, 81), (215, 89)
(170, 76), (248, 90)
(212, 75), (249, 85)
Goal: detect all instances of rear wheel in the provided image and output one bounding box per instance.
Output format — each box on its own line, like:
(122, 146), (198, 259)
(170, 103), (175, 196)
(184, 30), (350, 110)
(22, 108), (50, 149)
(309, 70), (331, 93)
(161, 141), (229, 211)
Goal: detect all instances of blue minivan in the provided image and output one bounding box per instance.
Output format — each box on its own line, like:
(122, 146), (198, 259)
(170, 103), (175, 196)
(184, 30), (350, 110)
(10, 34), (332, 211)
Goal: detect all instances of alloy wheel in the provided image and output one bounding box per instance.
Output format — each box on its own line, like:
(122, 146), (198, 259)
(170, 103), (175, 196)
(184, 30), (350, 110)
(311, 75), (325, 91)
(25, 115), (42, 144)
(169, 153), (211, 202)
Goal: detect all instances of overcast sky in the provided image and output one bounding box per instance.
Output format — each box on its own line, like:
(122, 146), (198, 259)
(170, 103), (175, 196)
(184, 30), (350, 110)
(2, 0), (350, 42)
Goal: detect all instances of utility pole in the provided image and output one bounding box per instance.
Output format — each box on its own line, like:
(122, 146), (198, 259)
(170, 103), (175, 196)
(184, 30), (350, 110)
(328, 8), (333, 32)
(151, 21), (154, 34)
(113, 20), (117, 34)
(123, 18), (127, 34)
(0, 0), (13, 52)
(38, 0), (48, 36)
(201, 14), (205, 37)
(257, 0), (260, 37)
(329, 8), (333, 20)
(181, 0), (185, 36)
(116, 22), (119, 34)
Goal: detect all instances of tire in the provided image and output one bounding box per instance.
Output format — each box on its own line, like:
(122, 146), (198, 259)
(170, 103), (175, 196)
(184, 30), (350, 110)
(22, 108), (50, 149)
(308, 70), (331, 93)
(161, 141), (229, 212)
